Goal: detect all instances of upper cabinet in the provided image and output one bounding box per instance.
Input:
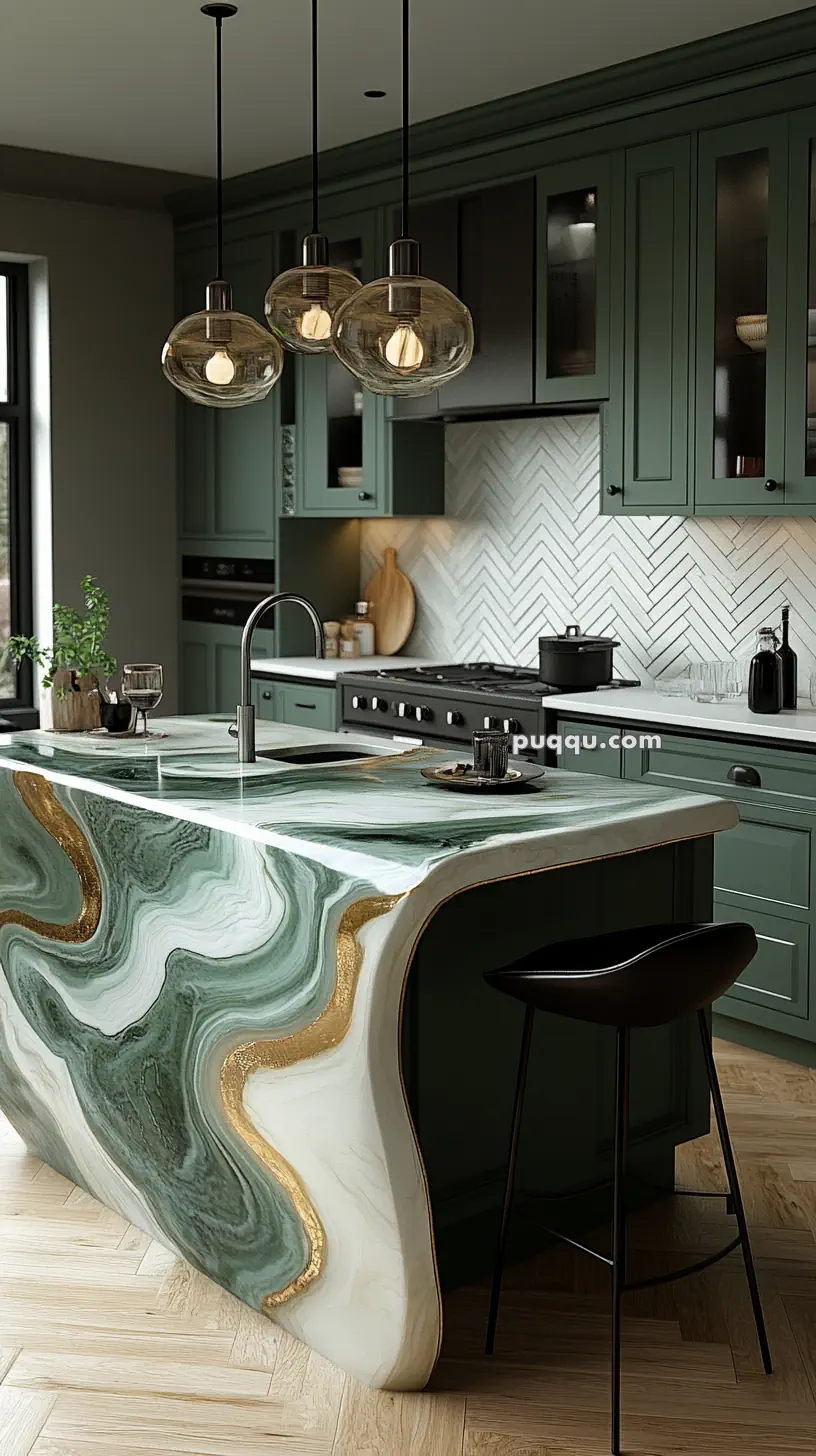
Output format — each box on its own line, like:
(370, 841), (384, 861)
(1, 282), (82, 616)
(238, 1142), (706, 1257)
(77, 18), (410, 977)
(536, 156), (611, 405)
(287, 208), (445, 519)
(694, 117), (790, 511)
(784, 106), (816, 507)
(177, 230), (278, 554)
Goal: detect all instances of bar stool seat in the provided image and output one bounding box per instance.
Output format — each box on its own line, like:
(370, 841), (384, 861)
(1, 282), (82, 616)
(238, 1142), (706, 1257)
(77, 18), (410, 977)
(483, 919), (772, 1456)
(485, 920), (758, 1026)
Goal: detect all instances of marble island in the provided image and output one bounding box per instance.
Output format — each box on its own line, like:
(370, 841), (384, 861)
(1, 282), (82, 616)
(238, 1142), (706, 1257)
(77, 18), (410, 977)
(0, 716), (737, 1390)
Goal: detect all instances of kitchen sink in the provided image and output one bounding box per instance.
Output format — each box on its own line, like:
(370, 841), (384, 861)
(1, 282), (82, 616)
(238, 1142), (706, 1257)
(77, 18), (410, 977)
(255, 744), (377, 765)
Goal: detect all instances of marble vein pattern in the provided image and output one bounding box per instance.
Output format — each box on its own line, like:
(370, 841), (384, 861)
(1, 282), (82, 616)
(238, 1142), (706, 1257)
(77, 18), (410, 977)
(0, 725), (738, 1389)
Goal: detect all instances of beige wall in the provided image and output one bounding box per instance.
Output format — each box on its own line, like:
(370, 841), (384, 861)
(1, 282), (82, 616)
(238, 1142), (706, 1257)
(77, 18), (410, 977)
(1, 191), (178, 709)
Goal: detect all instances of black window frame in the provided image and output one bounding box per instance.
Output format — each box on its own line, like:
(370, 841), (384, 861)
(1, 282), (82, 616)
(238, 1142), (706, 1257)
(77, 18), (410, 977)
(0, 260), (35, 730)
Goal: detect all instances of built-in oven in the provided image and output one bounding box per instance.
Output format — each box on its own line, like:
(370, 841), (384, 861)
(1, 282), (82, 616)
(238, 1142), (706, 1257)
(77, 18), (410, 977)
(181, 555), (276, 630)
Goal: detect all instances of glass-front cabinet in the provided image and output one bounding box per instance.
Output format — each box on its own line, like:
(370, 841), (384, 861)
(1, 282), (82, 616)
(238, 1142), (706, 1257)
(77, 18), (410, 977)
(784, 107), (816, 506)
(293, 212), (377, 516)
(536, 155), (611, 403)
(694, 117), (789, 509)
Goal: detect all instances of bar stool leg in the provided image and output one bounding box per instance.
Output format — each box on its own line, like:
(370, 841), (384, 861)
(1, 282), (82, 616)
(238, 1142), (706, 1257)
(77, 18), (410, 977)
(485, 1004), (536, 1356)
(611, 1026), (630, 1456)
(697, 1010), (773, 1375)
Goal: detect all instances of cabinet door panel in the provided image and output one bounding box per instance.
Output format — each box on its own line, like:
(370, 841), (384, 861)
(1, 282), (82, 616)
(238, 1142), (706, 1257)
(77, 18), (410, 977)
(715, 819), (810, 910)
(783, 106), (816, 506)
(622, 138), (692, 509)
(536, 156), (610, 404)
(555, 719), (622, 777)
(694, 116), (789, 508)
(277, 683), (336, 732)
(442, 179), (535, 410)
(715, 904), (810, 1031)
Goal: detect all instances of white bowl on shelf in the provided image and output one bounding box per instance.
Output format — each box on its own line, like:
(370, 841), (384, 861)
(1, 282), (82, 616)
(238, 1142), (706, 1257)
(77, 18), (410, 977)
(735, 314), (767, 351)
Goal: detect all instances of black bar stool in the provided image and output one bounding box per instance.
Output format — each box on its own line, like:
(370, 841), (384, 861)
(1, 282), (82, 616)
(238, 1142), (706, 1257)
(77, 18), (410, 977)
(483, 920), (772, 1456)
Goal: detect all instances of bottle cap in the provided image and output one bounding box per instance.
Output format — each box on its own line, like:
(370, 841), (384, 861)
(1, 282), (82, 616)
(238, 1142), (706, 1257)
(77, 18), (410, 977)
(355, 601), (370, 615)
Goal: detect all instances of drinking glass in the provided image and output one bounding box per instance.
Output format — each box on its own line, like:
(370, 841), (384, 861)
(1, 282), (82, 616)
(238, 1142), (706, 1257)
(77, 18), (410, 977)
(121, 664), (163, 737)
(689, 661), (744, 703)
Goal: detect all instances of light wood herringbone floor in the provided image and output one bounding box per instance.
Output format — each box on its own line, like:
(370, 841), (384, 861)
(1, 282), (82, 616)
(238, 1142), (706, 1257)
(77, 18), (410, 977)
(1, 1040), (816, 1456)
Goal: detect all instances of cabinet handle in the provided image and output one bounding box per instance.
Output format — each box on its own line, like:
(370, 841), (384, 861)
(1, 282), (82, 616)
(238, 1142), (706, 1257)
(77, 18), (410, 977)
(727, 764), (761, 787)
(262, 691), (272, 701)
(358, 491), (371, 501)
(606, 485), (621, 497)
(764, 479), (779, 493)
(295, 701), (316, 710)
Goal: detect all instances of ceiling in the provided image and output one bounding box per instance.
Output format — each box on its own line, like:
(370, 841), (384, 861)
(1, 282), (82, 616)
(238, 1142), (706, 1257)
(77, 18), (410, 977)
(0, 0), (813, 181)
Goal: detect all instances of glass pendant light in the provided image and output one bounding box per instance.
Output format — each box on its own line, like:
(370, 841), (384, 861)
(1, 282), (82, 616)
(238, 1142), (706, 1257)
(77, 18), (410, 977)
(263, 0), (360, 352)
(162, 4), (282, 408)
(331, 0), (473, 397)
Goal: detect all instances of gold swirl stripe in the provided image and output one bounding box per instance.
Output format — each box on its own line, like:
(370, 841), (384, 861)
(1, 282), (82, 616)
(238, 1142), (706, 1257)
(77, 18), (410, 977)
(0, 772), (101, 942)
(221, 893), (404, 1308)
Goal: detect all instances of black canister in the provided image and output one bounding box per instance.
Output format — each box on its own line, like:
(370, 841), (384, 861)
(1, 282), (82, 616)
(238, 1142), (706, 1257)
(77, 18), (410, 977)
(748, 627), (783, 714)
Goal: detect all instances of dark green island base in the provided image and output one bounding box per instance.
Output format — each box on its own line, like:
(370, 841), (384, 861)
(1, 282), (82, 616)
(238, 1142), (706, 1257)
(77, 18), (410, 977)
(405, 837), (714, 1287)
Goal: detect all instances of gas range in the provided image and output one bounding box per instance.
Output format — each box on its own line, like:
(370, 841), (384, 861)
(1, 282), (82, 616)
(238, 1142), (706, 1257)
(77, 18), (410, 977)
(339, 662), (640, 749)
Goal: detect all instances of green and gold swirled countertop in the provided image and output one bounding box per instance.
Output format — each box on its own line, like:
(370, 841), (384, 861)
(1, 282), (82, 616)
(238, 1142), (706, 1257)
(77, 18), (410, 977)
(0, 717), (737, 1390)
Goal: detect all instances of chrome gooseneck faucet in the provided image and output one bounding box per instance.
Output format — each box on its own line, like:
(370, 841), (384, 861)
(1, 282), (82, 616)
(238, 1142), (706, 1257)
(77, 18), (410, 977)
(237, 593), (325, 762)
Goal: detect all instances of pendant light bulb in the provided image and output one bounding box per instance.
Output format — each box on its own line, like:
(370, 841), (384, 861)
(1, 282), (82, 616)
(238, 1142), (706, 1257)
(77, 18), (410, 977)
(204, 347), (237, 384)
(384, 322), (425, 371)
(263, 1), (361, 353)
(161, 5), (283, 409)
(330, 0), (472, 397)
(265, 235), (360, 356)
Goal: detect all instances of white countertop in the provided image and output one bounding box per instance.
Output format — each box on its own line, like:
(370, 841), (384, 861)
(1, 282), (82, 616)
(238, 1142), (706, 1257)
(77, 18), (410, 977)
(550, 687), (816, 745)
(250, 656), (445, 682)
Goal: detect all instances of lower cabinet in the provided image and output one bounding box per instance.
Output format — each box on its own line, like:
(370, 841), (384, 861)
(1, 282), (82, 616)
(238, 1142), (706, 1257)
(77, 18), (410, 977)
(555, 714), (816, 1052)
(252, 679), (337, 732)
(180, 623), (276, 717)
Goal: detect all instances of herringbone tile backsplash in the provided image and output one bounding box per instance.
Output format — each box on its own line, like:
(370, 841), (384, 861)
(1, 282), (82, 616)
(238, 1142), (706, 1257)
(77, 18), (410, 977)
(360, 415), (816, 685)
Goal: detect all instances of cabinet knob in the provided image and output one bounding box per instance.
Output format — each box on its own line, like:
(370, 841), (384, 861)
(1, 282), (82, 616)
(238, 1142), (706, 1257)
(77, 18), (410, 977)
(262, 691), (272, 701)
(606, 485), (621, 497)
(727, 764), (761, 787)
(764, 479), (779, 493)
(358, 491), (371, 501)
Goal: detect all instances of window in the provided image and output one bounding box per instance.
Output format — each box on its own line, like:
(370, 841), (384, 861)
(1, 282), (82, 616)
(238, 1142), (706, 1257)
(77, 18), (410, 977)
(0, 261), (33, 721)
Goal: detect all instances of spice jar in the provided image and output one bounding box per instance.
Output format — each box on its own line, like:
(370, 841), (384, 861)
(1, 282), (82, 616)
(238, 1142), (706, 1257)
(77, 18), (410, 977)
(323, 621), (341, 660)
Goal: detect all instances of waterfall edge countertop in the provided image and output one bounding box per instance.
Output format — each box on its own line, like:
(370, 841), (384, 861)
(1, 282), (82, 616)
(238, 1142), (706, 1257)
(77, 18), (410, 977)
(551, 687), (816, 744)
(0, 717), (737, 1390)
(251, 655), (446, 681)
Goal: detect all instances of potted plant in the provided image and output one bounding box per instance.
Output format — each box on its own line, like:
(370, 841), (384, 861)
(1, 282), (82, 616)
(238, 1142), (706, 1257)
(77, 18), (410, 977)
(7, 576), (117, 732)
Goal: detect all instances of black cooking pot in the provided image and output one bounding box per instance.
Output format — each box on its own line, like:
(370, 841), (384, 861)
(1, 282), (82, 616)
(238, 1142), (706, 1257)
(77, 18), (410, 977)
(539, 624), (620, 689)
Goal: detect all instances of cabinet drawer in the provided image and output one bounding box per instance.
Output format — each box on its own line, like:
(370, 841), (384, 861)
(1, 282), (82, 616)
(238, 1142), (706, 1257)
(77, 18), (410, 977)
(632, 732), (816, 812)
(277, 683), (336, 732)
(715, 904), (810, 1032)
(715, 818), (810, 911)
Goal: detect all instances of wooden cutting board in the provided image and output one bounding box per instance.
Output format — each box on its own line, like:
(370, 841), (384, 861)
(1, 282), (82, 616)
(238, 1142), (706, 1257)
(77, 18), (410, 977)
(362, 546), (416, 656)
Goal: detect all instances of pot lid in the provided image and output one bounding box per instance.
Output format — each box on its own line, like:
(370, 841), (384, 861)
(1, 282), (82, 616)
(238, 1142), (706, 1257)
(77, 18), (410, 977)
(539, 623), (620, 651)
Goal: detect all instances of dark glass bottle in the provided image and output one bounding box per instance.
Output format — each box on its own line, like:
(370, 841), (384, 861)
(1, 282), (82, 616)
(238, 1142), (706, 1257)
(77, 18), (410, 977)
(778, 604), (797, 709)
(748, 627), (783, 714)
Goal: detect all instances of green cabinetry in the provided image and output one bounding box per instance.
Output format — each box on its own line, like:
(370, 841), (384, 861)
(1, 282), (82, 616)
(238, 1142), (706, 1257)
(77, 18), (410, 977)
(180, 622), (276, 717)
(605, 138), (694, 514)
(536, 156), (611, 405)
(250, 677), (337, 732)
(177, 231), (278, 556)
(554, 714), (816, 1057)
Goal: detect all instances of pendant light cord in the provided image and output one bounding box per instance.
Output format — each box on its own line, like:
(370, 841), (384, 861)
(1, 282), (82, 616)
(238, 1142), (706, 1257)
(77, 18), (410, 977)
(401, 0), (410, 238)
(215, 11), (224, 279)
(311, 0), (319, 235)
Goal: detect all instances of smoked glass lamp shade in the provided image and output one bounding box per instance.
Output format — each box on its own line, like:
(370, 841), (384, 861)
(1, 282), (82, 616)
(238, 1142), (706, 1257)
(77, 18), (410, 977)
(264, 234), (361, 354)
(331, 240), (473, 397)
(162, 282), (284, 408)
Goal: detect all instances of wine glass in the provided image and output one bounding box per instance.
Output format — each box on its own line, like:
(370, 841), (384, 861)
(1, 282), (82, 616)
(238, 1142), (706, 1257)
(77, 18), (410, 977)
(121, 664), (163, 738)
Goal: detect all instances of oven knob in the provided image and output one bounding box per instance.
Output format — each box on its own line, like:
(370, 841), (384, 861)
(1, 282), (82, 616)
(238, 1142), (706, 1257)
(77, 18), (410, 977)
(446, 710), (463, 726)
(371, 695), (389, 712)
(351, 695), (367, 711)
(483, 715), (501, 730)
(503, 718), (521, 734)
(414, 705), (432, 723)
(397, 702), (410, 718)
